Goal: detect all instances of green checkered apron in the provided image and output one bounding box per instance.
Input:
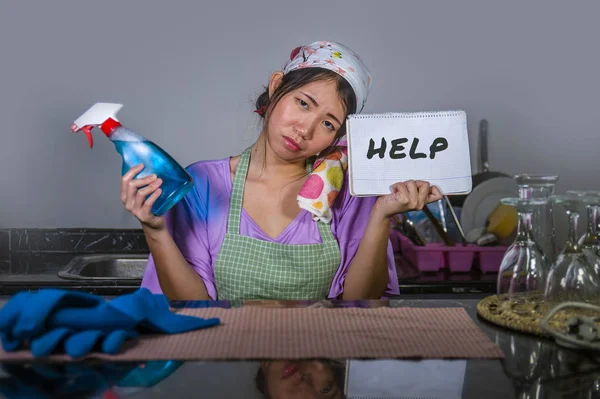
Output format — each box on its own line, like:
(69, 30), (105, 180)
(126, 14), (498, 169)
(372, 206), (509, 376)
(214, 148), (342, 300)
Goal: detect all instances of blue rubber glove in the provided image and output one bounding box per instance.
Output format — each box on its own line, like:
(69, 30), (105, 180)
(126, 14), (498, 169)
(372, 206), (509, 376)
(45, 288), (220, 333)
(116, 360), (183, 388)
(0, 290), (104, 344)
(28, 327), (139, 357)
(0, 288), (220, 357)
(0, 362), (136, 399)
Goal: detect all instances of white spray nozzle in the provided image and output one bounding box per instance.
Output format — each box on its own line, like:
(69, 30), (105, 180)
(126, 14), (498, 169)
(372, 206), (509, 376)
(70, 102), (124, 148)
(70, 102), (123, 133)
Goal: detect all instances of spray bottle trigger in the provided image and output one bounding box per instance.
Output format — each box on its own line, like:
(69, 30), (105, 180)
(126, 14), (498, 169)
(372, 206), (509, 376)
(82, 125), (94, 148)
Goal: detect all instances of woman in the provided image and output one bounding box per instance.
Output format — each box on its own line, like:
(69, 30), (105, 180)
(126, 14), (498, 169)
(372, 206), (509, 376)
(255, 360), (346, 399)
(122, 41), (442, 300)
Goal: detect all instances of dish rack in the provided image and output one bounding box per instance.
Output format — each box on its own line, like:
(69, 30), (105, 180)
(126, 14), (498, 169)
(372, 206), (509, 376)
(390, 229), (508, 273)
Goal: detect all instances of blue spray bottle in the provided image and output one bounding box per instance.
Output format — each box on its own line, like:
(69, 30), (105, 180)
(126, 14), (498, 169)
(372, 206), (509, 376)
(70, 103), (194, 216)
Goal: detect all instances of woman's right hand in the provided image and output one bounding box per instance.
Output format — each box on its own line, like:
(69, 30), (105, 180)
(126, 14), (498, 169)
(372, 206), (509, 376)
(121, 164), (166, 231)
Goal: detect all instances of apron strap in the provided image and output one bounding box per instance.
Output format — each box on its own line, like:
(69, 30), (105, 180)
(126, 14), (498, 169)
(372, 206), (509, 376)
(306, 156), (337, 243)
(227, 148), (251, 234)
(316, 217), (336, 242)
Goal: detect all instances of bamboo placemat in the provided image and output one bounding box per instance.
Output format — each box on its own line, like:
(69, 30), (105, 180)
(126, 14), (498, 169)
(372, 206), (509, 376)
(477, 293), (600, 336)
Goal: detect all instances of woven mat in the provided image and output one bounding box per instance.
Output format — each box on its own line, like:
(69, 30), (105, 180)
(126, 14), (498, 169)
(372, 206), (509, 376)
(0, 307), (503, 362)
(477, 293), (600, 336)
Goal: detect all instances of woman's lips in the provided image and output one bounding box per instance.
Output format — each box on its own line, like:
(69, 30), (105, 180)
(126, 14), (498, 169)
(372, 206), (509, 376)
(283, 136), (300, 152)
(282, 363), (299, 379)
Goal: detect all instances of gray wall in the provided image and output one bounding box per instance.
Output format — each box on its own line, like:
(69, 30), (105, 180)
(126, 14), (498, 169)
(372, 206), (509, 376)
(1, 0), (598, 229)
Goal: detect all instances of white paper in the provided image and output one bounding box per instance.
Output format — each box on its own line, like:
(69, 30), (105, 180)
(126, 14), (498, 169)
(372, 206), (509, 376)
(346, 359), (467, 399)
(347, 111), (472, 196)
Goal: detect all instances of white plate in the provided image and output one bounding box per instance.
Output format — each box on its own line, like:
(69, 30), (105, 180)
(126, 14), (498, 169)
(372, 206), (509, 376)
(460, 177), (518, 233)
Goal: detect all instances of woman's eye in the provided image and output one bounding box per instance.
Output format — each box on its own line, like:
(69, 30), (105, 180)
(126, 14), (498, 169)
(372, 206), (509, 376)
(320, 382), (333, 394)
(323, 121), (335, 131)
(298, 99), (308, 109)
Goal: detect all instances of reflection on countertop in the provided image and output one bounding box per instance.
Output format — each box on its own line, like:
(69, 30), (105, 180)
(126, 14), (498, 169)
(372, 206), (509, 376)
(0, 298), (598, 398)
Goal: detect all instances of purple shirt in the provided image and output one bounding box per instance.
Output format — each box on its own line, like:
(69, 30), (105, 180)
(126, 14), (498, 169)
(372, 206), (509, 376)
(141, 158), (400, 299)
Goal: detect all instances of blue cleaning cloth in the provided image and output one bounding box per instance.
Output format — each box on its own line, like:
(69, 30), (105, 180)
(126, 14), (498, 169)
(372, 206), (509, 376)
(0, 288), (220, 358)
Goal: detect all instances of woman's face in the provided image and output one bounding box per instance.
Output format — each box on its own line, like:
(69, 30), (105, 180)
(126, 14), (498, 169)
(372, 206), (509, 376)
(261, 360), (344, 399)
(265, 78), (346, 163)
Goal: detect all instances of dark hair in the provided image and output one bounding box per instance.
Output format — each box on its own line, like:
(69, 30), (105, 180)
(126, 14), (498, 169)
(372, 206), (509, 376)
(255, 68), (357, 161)
(255, 360), (347, 399)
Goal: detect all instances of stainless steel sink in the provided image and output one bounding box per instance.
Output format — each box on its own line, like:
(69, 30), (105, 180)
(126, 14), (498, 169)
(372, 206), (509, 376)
(58, 254), (148, 280)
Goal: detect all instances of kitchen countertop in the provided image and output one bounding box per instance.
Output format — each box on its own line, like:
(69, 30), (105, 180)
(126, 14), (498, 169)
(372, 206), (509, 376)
(0, 252), (498, 297)
(0, 298), (597, 398)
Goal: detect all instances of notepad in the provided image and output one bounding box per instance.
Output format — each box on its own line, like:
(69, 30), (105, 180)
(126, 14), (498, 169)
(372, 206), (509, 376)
(346, 110), (472, 196)
(345, 359), (467, 399)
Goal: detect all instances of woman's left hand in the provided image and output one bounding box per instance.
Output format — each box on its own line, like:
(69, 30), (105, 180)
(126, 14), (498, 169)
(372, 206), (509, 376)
(373, 180), (443, 219)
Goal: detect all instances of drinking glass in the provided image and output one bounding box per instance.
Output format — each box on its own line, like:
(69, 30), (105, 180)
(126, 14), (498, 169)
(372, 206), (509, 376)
(566, 190), (600, 276)
(514, 174), (559, 266)
(544, 195), (600, 302)
(497, 198), (548, 298)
